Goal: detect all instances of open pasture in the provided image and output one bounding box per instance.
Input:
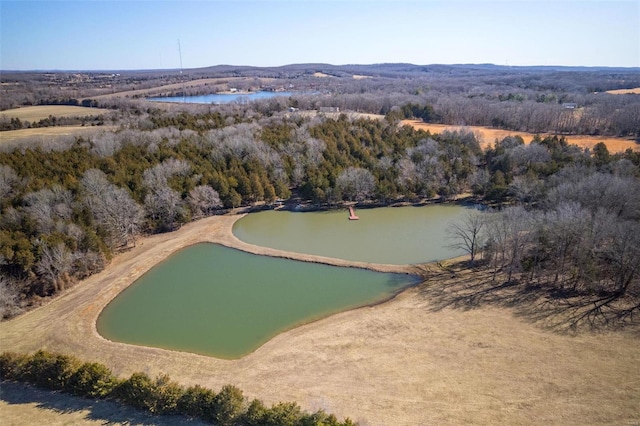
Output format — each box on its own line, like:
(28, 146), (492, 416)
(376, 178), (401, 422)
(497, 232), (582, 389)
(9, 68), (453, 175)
(606, 87), (640, 95)
(0, 126), (117, 150)
(1, 214), (638, 425)
(0, 105), (110, 122)
(403, 120), (640, 153)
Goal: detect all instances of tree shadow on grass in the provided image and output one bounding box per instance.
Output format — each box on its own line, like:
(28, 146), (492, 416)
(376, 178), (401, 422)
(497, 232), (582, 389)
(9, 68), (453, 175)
(414, 262), (640, 335)
(0, 381), (206, 426)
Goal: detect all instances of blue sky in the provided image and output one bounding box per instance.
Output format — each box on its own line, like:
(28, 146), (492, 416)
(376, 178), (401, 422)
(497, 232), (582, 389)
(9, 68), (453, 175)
(1, 0), (638, 70)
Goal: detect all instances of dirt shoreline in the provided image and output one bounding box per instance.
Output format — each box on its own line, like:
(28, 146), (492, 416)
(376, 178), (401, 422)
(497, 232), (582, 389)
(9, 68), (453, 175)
(1, 213), (639, 425)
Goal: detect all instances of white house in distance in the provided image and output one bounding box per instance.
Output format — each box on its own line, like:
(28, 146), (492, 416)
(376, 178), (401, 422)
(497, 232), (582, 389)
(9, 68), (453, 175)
(319, 106), (340, 113)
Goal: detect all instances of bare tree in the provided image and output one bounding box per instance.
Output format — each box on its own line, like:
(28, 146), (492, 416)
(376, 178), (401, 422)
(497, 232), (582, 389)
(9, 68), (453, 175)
(35, 242), (74, 293)
(404, 138), (445, 197)
(547, 172), (640, 221)
(187, 185), (222, 219)
(90, 132), (121, 158)
(484, 207), (535, 281)
(140, 159), (192, 231)
(605, 220), (640, 298)
(142, 158), (191, 190)
(397, 158), (418, 194)
(23, 186), (73, 234)
(607, 159), (637, 178)
(144, 186), (183, 231)
(80, 169), (111, 212)
(22, 190), (53, 233)
(539, 202), (591, 287)
(0, 165), (20, 200)
(446, 209), (486, 266)
(336, 167), (375, 201)
(508, 143), (551, 175)
(469, 168), (491, 195)
(81, 169), (144, 250)
(508, 175), (544, 205)
(0, 261), (23, 319)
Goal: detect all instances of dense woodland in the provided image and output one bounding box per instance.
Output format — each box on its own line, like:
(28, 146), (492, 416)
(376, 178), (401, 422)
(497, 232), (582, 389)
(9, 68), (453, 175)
(1, 65), (639, 325)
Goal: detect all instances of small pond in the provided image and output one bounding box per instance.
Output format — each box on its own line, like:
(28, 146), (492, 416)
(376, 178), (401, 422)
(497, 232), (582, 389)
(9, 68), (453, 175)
(148, 91), (294, 104)
(233, 204), (468, 265)
(97, 244), (419, 359)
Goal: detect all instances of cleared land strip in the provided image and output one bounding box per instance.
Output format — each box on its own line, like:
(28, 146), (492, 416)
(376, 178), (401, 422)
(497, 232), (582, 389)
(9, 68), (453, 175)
(0, 105), (111, 122)
(606, 87), (640, 95)
(403, 120), (640, 153)
(1, 213), (638, 425)
(0, 126), (117, 149)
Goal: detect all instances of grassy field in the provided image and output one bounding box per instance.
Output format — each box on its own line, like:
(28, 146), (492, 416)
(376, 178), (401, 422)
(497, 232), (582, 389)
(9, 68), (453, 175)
(606, 87), (640, 95)
(0, 105), (110, 122)
(0, 126), (117, 150)
(0, 214), (637, 425)
(403, 120), (640, 153)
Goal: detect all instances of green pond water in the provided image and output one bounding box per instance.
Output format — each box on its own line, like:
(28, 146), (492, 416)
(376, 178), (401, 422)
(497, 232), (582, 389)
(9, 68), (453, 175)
(97, 244), (419, 359)
(233, 204), (468, 265)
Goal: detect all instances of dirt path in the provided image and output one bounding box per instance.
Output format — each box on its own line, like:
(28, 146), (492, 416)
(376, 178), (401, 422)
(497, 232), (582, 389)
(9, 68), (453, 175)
(1, 214), (638, 425)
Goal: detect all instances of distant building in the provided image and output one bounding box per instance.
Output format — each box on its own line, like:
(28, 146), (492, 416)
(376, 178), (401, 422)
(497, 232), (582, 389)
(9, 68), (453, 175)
(319, 106), (340, 113)
(562, 103), (578, 109)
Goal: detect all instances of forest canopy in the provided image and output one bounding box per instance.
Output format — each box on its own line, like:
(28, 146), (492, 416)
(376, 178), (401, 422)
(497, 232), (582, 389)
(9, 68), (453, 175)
(1, 65), (639, 320)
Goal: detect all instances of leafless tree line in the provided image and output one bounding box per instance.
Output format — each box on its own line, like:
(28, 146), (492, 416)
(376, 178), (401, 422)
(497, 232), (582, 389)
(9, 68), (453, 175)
(447, 168), (640, 325)
(4, 67), (639, 137)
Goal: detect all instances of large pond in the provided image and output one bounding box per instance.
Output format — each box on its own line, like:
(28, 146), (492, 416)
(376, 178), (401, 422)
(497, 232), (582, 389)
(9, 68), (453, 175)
(148, 91), (294, 104)
(97, 244), (419, 359)
(233, 204), (468, 265)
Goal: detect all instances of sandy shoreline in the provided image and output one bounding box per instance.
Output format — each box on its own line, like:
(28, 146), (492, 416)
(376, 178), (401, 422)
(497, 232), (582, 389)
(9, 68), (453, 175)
(1, 213), (639, 425)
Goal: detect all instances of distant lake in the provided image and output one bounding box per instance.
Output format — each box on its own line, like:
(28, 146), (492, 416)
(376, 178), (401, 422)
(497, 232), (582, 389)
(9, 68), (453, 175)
(148, 91), (294, 104)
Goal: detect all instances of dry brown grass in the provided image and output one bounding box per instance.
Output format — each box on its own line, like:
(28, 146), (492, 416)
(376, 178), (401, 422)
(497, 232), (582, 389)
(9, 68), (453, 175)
(313, 72), (332, 78)
(0, 126), (117, 148)
(0, 105), (110, 122)
(1, 214), (638, 425)
(0, 382), (207, 426)
(403, 120), (640, 153)
(605, 87), (640, 95)
(352, 75), (372, 80)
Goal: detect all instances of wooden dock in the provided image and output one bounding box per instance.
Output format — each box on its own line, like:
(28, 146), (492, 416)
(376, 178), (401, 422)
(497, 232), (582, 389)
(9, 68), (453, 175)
(348, 206), (359, 220)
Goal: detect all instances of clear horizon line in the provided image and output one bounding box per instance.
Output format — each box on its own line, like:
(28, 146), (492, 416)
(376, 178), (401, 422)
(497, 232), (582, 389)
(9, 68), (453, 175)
(2, 62), (640, 73)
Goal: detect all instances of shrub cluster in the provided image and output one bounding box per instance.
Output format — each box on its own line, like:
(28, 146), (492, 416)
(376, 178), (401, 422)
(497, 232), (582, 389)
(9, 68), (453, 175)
(0, 350), (355, 426)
